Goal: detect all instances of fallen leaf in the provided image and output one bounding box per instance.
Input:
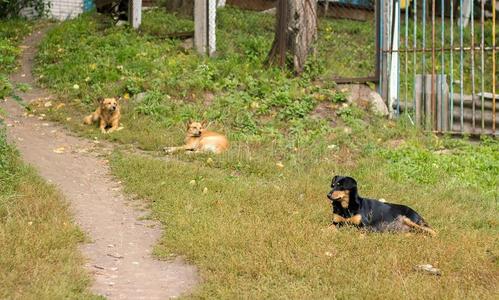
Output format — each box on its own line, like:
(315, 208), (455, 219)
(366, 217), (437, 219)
(44, 101), (52, 107)
(276, 162), (284, 168)
(414, 264), (441, 276)
(202, 187), (208, 194)
(55, 103), (65, 110)
(53, 147), (65, 154)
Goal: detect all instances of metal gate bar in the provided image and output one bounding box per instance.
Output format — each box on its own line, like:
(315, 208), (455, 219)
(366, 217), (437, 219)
(378, 0), (498, 136)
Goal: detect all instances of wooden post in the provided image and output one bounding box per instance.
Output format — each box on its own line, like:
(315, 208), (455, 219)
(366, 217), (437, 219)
(129, 0), (142, 29)
(435, 74), (450, 132)
(194, 0), (216, 56)
(415, 74), (423, 127)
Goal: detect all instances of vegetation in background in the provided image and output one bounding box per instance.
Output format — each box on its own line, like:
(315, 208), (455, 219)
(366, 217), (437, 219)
(0, 130), (97, 299)
(0, 0), (50, 19)
(0, 19), (33, 99)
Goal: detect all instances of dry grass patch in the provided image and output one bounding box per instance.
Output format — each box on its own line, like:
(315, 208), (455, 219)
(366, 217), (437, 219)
(110, 151), (498, 299)
(0, 134), (98, 299)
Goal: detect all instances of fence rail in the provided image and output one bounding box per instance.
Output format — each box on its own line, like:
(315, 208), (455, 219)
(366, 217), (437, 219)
(378, 0), (498, 136)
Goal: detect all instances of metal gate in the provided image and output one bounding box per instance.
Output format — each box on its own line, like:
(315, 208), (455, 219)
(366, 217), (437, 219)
(377, 0), (497, 136)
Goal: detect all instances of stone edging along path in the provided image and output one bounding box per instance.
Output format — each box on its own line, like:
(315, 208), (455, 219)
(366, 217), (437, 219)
(1, 26), (197, 300)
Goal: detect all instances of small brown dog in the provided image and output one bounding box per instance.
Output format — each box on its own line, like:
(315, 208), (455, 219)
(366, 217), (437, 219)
(83, 97), (121, 134)
(164, 120), (229, 154)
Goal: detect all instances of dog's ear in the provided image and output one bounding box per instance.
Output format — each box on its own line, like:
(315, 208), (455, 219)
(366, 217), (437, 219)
(331, 175), (339, 187)
(97, 97), (104, 104)
(186, 119), (193, 128)
(201, 120), (208, 128)
(345, 177), (358, 189)
(114, 96), (120, 102)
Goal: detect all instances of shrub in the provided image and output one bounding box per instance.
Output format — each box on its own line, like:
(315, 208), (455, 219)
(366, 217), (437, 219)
(0, 0), (50, 19)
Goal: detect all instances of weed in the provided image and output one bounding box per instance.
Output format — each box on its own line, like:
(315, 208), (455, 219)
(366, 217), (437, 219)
(0, 19), (33, 99)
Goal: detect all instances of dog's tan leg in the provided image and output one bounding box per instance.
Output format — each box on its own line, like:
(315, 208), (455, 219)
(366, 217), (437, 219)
(99, 118), (107, 134)
(402, 217), (437, 237)
(107, 119), (119, 133)
(164, 145), (192, 154)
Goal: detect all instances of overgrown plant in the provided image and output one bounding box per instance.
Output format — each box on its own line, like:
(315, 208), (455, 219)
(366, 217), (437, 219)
(0, 0), (50, 19)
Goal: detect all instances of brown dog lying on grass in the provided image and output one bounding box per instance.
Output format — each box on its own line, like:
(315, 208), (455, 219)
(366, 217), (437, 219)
(164, 120), (229, 154)
(83, 97), (121, 134)
(327, 176), (436, 236)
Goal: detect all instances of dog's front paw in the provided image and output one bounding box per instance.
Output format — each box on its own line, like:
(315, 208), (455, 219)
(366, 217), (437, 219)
(163, 147), (174, 154)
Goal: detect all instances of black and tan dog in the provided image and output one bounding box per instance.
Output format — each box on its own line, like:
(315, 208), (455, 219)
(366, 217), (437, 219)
(327, 176), (436, 236)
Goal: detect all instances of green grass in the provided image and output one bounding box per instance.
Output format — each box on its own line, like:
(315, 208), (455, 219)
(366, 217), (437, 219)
(0, 130), (97, 299)
(110, 131), (498, 298)
(29, 7), (499, 299)
(0, 19), (33, 99)
(33, 8), (370, 151)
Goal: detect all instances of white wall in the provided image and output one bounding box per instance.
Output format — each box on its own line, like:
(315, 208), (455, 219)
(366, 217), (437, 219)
(48, 0), (83, 20)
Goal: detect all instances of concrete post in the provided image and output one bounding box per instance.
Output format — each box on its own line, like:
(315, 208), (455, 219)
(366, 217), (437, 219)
(388, 0), (400, 118)
(194, 0), (216, 56)
(129, 0), (142, 29)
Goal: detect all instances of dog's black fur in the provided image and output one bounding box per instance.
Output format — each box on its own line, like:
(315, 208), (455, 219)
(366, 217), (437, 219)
(327, 176), (435, 235)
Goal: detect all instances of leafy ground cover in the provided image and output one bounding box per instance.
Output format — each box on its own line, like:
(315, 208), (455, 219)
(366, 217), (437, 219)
(30, 7), (498, 299)
(0, 19), (33, 99)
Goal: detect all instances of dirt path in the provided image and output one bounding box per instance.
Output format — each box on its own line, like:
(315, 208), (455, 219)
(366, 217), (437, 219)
(1, 27), (197, 300)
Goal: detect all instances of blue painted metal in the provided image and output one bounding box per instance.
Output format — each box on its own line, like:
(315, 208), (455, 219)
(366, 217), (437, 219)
(84, 0), (95, 12)
(334, 0), (374, 9)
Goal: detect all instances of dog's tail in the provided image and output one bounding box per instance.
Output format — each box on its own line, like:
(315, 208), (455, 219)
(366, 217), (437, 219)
(403, 217), (437, 237)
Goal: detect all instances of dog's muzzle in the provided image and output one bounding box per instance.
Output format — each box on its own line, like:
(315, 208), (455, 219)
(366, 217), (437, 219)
(327, 191), (341, 201)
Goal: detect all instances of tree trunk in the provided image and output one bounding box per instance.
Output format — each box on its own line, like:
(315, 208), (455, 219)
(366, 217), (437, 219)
(267, 0), (317, 74)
